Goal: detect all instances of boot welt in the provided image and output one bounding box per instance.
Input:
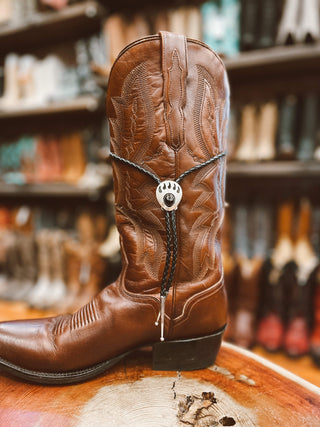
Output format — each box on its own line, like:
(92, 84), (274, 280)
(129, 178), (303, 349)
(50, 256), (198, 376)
(0, 327), (225, 385)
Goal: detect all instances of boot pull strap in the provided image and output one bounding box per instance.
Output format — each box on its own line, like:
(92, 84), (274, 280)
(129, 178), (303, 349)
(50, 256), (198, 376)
(159, 31), (188, 150)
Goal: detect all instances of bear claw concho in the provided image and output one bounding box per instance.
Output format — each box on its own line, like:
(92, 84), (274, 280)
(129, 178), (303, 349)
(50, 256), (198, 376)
(156, 181), (182, 211)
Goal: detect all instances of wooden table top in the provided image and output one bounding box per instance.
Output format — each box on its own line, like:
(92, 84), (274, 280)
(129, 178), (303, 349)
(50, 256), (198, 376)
(0, 341), (319, 426)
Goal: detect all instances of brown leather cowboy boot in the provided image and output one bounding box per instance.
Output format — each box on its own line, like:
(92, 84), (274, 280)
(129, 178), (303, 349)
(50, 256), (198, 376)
(0, 31), (229, 384)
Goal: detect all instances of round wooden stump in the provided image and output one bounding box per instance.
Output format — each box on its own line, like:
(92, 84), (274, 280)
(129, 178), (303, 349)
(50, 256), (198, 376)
(0, 342), (319, 426)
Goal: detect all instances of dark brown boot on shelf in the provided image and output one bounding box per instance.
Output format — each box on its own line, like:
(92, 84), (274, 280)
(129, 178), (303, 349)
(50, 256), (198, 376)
(0, 32), (229, 384)
(277, 95), (298, 160)
(297, 93), (318, 161)
(284, 199), (318, 357)
(256, 202), (294, 352)
(222, 207), (237, 342)
(232, 204), (268, 349)
(310, 265), (320, 366)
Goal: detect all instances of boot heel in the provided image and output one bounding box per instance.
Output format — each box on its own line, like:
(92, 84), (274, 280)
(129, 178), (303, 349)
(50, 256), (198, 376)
(152, 328), (225, 371)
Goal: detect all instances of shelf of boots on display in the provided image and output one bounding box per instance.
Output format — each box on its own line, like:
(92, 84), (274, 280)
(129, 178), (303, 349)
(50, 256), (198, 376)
(224, 43), (320, 80)
(0, 1), (107, 54)
(0, 95), (103, 119)
(0, 182), (108, 199)
(227, 161), (320, 179)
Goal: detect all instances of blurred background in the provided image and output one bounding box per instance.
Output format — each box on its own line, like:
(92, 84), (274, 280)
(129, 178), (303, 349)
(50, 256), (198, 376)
(0, 0), (320, 384)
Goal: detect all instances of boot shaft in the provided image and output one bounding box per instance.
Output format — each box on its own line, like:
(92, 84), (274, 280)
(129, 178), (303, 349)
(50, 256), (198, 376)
(107, 32), (229, 321)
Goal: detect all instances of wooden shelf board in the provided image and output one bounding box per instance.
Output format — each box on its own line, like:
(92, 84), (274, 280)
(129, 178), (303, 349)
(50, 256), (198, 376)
(227, 161), (320, 178)
(0, 95), (101, 119)
(0, 1), (106, 53)
(0, 182), (106, 198)
(224, 44), (320, 79)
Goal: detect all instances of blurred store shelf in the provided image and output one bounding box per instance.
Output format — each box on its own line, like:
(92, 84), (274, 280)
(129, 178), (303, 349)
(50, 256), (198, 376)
(0, 1), (107, 54)
(0, 182), (107, 199)
(227, 161), (320, 178)
(225, 44), (320, 80)
(0, 95), (102, 119)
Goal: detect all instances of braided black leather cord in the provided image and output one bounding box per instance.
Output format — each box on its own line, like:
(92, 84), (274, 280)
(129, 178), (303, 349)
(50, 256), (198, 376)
(161, 211), (173, 296)
(110, 152), (161, 184)
(109, 150), (226, 298)
(165, 210), (178, 294)
(176, 152), (226, 183)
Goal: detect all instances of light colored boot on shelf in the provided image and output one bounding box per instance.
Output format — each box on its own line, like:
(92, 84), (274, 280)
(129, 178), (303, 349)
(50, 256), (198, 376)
(0, 54), (19, 109)
(27, 230), (52, 308)
(256, 101), (278, 161)
(276, 0), (300, 45)
(41, 230), (67, 309)
(99, 224), (120, 259)
(17, 55), (37, 107)
(14, 233), (36, 301)
(296, 0), (320, 43)
(235, 104), (257, 161)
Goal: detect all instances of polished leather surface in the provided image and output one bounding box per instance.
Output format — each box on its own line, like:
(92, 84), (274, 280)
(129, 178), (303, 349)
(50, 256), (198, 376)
(0, 32), (229, 373)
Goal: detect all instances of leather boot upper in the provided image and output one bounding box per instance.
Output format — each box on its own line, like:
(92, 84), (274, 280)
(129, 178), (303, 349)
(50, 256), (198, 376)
(0, 32), (229, 373)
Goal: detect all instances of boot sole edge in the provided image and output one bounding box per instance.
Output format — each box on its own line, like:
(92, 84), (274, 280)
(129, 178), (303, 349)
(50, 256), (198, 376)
(0, 327), (226, 385)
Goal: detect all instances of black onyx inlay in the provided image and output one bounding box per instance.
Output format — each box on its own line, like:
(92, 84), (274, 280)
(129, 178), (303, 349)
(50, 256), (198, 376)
(164, 193), (175, 207)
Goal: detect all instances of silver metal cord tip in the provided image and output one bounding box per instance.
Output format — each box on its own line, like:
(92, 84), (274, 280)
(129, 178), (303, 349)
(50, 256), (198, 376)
(155, 311), (160, 326)
(160, 294), (166, 341)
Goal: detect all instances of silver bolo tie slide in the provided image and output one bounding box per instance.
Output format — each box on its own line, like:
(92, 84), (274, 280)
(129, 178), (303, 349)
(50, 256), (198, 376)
(155, 180), (182, 341)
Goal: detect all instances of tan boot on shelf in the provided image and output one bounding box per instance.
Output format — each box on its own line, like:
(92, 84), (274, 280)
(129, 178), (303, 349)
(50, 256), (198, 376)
(168, 7), (187, 35)
(0, 32), (229, 384)
(153, 9), (169, 33)
(73, 245), (106, 311)
(60, 239), (82, 312)
(184, 6), (202, 40)
(0, 0), (12, 25)
(103, 13), (127, 67)
(235, 104), (257, 161)
(125, 13), (150, 46)
(0, 54), (19, 109)
(256, 101), (278, 161)
(61, 133), (86, 183)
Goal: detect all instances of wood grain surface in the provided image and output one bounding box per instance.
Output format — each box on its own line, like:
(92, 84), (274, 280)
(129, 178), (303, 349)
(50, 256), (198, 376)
(0, 337), (319, 426)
